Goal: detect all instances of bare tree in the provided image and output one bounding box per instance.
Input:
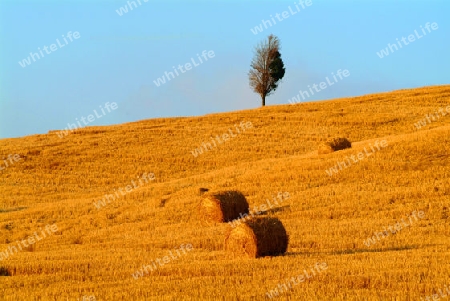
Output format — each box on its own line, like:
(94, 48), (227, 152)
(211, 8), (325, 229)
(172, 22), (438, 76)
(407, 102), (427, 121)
(248, 34), (285, 106)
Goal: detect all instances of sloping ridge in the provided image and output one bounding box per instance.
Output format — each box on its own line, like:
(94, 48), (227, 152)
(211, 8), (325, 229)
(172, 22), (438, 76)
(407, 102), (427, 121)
(1, 85), (450, 300)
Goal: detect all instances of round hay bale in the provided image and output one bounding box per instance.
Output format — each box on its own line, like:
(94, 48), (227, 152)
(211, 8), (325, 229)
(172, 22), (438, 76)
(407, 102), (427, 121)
(199, 190), (249, 223)
(224, 217), (288, 258)
(318, 137), (351, 154)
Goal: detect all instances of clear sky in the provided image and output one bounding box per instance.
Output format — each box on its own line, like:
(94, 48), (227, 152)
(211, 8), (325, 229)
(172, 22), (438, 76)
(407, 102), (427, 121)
(0, 0), (448, 138)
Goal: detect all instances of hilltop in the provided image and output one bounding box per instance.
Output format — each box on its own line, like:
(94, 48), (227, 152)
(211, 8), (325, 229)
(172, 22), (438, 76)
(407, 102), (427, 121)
(1, 85), (450, 300)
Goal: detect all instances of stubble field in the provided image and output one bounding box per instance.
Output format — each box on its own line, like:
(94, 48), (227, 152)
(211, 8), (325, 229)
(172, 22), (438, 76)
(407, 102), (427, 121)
(1, 85), (450, 300)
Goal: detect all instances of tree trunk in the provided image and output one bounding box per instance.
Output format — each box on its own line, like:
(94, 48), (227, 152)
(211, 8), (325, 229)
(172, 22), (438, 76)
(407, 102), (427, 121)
(262, 94), (266, 106)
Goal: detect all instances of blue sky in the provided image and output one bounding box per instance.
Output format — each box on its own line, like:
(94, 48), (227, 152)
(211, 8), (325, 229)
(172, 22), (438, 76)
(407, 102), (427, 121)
(0, 0), (448, 138)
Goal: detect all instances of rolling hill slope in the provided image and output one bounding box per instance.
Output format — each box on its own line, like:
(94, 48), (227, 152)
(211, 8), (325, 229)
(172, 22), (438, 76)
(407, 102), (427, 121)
(1, 85), (450, 300)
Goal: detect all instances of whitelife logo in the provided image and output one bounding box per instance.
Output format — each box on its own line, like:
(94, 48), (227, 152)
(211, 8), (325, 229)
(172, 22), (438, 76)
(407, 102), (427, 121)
(266, 262), (328, 298)
(376, 22), (438, 58)
(325, 140), (388, 176)
(420, 284), (450, 301)
(56, 102), (118, 138)
(153, 50), (215, 87)
(0, 154), (21, 172)
(115, 0), (149, 16)
(288, 69), (350, 105)
(18, 31), (81, 68)
(414, 106), (450, 130)
(131, 243), (193, 280)
(0, 224), (58, 261)
(93, 172), (155, 209)
(228, 192), (290, 228)
(250, 0), (312, 35)
(363, 210), (425, 247)
(190, 121), (253, 157)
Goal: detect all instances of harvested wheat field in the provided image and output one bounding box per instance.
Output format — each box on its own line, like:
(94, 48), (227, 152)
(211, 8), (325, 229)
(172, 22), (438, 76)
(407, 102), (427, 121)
(1, 85), (450, 300)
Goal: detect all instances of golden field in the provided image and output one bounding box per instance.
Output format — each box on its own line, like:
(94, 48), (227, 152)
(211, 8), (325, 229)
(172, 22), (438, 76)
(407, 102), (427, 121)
(1, 85), (450, 300)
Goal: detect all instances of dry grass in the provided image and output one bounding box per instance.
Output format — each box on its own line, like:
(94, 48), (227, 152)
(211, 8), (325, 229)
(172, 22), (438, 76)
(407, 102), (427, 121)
(0, 85), (449, 300)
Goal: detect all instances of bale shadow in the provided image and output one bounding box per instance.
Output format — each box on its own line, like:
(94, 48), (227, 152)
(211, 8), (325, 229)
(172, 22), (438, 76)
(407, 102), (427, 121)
(332, 244), (420, 255)
(259, 205), (291, 215)
(285, 245), (420, 257)
(0, 207), (27, 214)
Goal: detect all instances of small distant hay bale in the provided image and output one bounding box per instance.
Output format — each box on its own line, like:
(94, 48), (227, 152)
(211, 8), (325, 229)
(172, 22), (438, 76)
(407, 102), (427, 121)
(199, 190), (249, 223)
(224, 217), (288, 258)
(318, 137), (352, 154)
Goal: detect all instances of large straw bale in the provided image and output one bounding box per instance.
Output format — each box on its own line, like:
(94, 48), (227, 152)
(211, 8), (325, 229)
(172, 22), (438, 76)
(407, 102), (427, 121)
(224, 217), (288, 258)
(199, 190), (249, 223)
